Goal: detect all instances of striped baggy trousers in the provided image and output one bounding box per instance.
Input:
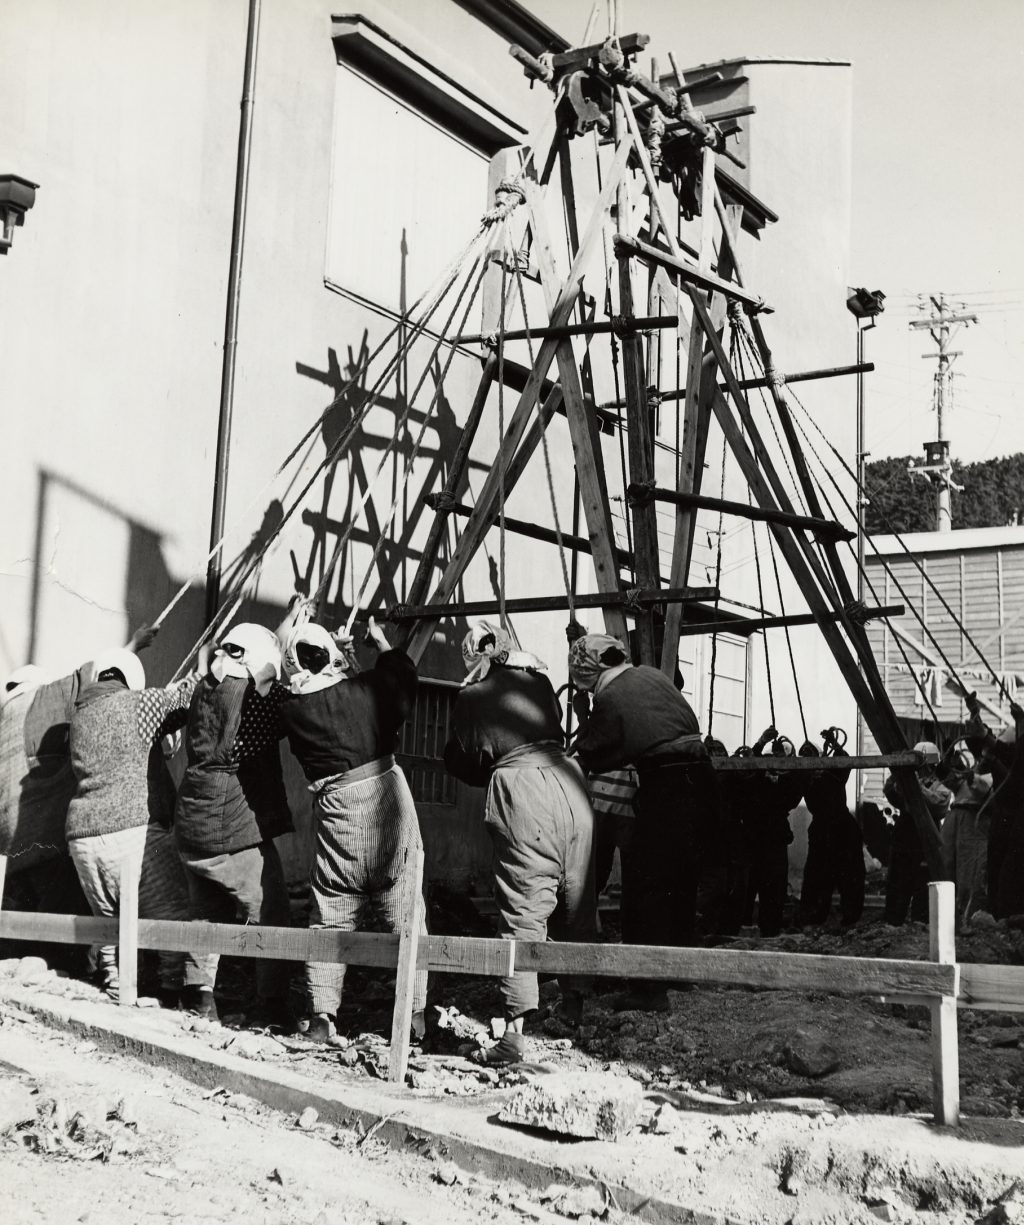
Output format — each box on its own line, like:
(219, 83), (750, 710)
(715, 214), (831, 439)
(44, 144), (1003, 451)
(68, 822), (197, 990)
(305, 756), (427, 1017)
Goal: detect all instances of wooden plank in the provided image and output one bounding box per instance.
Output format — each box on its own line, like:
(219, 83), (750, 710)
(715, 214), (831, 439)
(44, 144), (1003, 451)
(613, 100), (660, 663)
(523, 171), (631, 642)
(512, 941), (957, 997)
(604, 361), (876, 409)
(455, 315), (677, 345)
(959, 963), (1024, 1011)
(401, 353), (499, 626)
(679, 604), (905, 639)
(405, 137), (635, 665)
(421, 935), (516, 977)
(389, 844), (425, 1084)
(118, 857), (139, 1008)
(929, 881), (960, 1127)
(711, 752), (924, 772)
(613, 232), (765, 311)
(632, 485), (855, 541)
(382, 585), (716, 623)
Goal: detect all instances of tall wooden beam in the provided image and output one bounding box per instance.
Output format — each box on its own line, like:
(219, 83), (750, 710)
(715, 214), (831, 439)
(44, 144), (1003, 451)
(404, 138), (633, 663)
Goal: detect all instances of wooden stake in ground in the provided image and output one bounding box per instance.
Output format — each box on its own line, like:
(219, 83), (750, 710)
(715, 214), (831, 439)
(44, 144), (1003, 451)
(389, 842), (426, 1084)
(118, 857), (139, 1008)
(929, 880), (960, 1127)
(0, 854), (7, 911)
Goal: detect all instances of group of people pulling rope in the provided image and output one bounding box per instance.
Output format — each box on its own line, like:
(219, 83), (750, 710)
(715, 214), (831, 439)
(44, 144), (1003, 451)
(7, 582), (1009, 1066)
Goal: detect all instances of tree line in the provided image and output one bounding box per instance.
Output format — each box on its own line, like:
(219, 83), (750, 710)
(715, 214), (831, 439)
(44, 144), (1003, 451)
(864, 453), (1024, 535)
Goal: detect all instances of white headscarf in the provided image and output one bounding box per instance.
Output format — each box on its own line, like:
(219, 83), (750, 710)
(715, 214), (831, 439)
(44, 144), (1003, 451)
(461, 621), (546, 687)
(211, 623), (281, 697)
(1, 664), (56, 707)
(282, 623), (355, 695)
(91, 648), (146, 692)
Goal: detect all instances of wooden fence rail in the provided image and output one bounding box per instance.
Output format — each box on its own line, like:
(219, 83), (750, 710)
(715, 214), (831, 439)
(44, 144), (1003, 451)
(4, 874), (1016, 1127)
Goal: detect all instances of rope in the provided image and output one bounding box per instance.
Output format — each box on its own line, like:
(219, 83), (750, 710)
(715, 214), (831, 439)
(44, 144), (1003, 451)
(784, 382), (1008, 706)
(497, 236), (509, 630)
(782, 395), (956, 728)
(511, 237), (576, 622)
(340, 229), (496, 633)
(706, 428), (728, 736)
(767, 525), (808, 742)
(152, 226), (485, 632)
(730, 327), (775, 728)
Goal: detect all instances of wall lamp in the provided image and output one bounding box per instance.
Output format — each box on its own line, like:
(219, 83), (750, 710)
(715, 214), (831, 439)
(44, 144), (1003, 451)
(0, 175), (39, 255)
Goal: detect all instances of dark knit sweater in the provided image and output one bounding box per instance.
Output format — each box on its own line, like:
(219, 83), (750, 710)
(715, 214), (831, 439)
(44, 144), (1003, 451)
(280, 649), (417, 782)
(444, 666), (563, 788)
(66, 678), (195, 841)
(575, 665), (700, 775)
(174, 675), (293, 857)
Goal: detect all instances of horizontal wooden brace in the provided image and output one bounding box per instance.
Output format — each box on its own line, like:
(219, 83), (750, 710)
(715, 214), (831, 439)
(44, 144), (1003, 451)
(627, 484), (855, 542)
(422, 496), (633, 567)
(666, 104), (756, 128)
(550, 32), (650, 70)
(455, 314), (678, 345)
(678, 604), (905, 639)
(712, 751), (924, 772)
(0, 911), (957, 998)
(613, 233), (766, 312)
(368, 585), (718, 624)
(514, 941), (957, 997)
(598, 361), (875, 409)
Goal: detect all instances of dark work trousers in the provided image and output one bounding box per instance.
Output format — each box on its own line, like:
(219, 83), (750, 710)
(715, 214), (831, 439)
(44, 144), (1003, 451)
(799, 815), (866, 925)
(884, 816), (929, 924)
(744, 828), (790, 937)
(624, 761), (714, 950)
(181, 840), (292, 1000)
(593, 809), (635, 899)
(486, 745), (597, 1018)
(992, 816), (1024, 919)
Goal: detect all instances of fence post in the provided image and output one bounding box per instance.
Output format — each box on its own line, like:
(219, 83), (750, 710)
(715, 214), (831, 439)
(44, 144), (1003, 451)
(929, 880), (959, 1126)
(118, 856), (139, 1008)
(0, 855), (7, 912)
(388, 843), (425, 1084)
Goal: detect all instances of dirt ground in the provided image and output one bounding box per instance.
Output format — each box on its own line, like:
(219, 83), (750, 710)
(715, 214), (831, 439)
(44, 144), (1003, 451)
(5, 903), (1024, 1223)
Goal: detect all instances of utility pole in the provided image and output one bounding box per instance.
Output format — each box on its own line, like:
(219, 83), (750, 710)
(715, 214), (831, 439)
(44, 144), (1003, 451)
(908, 295), (977, 532)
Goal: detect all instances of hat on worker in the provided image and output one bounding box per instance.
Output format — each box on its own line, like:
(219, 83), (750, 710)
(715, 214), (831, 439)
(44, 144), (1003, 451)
(282, 622), (355, 695)
(1, 664), (56, 706)
(567, 632), (629, 692)
(461, 621), (546, 686)
(90, 648), (146, 692)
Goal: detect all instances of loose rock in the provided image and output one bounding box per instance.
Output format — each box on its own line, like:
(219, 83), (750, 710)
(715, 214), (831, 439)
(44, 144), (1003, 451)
(498, 1071), (642, 1141)
(783, 1030), (841, 1078)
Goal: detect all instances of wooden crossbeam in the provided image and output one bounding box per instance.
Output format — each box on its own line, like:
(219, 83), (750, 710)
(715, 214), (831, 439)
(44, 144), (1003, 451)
(629, 485), (855, 541)
(613, 232), (766, 312)
(454, 314), (677, 345)
(422, 496), (633, 567)
(404, 138), (635, 665)
(373, 585), (716, 624)
(679, 603), (905, 639)
(711, 752), (923, 772)
(599, 361), (876, 410)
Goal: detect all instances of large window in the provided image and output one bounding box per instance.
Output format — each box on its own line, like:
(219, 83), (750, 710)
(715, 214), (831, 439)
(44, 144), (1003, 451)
(325, 67), (491, 316)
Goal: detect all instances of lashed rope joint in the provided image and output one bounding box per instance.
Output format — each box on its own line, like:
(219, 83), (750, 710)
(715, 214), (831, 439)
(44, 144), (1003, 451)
(481, 179), (527, 227)
(646, 385), (662, 412)
(726, 298), (745, 325)
(843, 599), (870, 626)
(388, 603), (412, 623)
(766, 364), (787, 389)
(610, 315), (636, 338)
(627, 480), (657, 508)
(623, 586), (644, 612)
(424, 491), (457, 513)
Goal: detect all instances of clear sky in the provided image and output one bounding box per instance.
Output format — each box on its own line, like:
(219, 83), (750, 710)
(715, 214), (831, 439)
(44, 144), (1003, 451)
(532, 0), (1024, 466)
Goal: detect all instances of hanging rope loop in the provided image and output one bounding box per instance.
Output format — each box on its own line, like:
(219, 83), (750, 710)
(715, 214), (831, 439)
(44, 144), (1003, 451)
(482, 179), (526, 227)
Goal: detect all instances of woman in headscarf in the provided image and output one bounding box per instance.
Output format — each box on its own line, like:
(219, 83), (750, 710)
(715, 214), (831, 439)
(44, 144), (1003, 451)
(65, 644), (199, 1002)
(174, 623), (294, 1024)
(795, 733), (865, 928)
(570, 631), (718, 1009)
(277, 611), (424, 1045)
(882, 741), (952, 924)
(741, 728), (804, 937)
(444, 622), (596, 1064)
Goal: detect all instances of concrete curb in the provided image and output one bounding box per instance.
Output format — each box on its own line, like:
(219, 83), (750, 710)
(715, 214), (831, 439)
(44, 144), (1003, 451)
(2, 986), (733, 1225)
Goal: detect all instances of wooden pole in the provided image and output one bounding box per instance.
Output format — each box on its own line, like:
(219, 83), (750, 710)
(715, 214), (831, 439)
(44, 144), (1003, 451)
(372, 585), (716, 624)
(929, 880), (960, 1127)
(388, 843), (425, 1084)
(118, 857), (139, 1008)
(631, 485), (854, 541)
(0, 855), (7, 911)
